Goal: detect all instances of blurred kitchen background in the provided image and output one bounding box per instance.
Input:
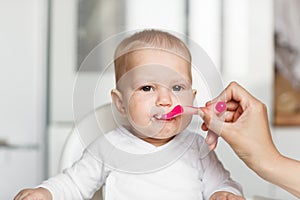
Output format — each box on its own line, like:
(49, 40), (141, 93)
(1, 0), (300, 199)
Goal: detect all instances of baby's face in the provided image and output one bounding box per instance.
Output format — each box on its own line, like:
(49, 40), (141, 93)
(114, 50), (196, 145)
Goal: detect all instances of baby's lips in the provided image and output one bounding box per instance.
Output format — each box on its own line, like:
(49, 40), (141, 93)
(153, 113), (162, 119)
(153, 105), (183, 120)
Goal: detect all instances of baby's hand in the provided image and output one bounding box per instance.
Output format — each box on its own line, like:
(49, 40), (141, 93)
(209, 191), (245, 200)
(14, 187), (52, 200)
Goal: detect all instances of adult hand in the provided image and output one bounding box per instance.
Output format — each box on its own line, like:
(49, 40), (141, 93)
(200, 82), (279, 173)
(200, 82), (300, 198)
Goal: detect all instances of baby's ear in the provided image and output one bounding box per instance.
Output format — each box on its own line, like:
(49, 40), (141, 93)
(111, 89), (126, 116)
(192, 89), (197, 98)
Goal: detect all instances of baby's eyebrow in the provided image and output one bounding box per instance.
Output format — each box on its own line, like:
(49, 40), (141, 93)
(170, 77), (192, 85)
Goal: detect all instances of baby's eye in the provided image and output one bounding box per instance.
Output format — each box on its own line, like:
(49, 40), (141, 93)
(141, 86), (154, 92)
(172, 85), (184, 91)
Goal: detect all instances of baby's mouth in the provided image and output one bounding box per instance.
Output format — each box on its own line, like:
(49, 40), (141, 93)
(152, 115), (174, 122)
(153, 105), (183, 120)
(152, 110), (170, 121)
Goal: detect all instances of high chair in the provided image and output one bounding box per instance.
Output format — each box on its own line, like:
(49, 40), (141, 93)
(59, 103), (118, 200)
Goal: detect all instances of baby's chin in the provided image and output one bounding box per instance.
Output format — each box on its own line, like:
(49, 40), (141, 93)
(130, 124), (183, 140)
(145, 131), (180, 140)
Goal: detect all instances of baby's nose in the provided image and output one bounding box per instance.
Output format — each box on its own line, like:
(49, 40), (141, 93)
(156, 88), (173, 107)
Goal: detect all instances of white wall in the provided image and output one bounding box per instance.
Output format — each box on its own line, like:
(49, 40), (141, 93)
(0, 0), (48, 199)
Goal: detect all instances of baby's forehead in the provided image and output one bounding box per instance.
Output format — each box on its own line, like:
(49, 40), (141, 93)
(130, 50), (190, 71)
(116, 64), (193, 91)
(128, 49), (189, 62)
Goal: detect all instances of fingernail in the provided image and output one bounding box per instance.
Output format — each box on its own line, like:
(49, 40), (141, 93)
(197, 108), (204, 118)
(205, 134), (212, 143)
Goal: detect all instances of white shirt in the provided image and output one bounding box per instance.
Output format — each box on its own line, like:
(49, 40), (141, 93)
(40, 127), (243, 200)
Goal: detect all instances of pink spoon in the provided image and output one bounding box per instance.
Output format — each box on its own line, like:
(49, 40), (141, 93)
(154, 101), (226, 120)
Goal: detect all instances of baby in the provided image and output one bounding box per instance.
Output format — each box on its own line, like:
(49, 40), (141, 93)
(14, 30), (244, 200)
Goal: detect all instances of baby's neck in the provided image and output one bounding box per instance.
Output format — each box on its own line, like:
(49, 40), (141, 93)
(140, 136), (175, 147)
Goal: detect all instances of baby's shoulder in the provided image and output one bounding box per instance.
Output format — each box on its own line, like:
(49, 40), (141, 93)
(183, 129), (205, 143)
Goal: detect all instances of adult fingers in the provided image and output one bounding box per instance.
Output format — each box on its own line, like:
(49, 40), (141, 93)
(207, 82), (257, 111)
(205, 130), (219, 150)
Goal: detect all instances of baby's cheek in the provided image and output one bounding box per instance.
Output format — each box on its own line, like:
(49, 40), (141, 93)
(178, 115), (193, 131)
(176, 91), (195, 104)
(128, 104), (151, 126)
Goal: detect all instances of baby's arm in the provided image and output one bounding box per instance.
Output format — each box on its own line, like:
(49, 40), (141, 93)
(209, 191), (245, 200)
(14, 187), (52, 200)
(14, 147), (108, 200)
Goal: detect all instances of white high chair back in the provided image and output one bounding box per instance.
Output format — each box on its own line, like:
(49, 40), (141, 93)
(59, 103), (118, 200)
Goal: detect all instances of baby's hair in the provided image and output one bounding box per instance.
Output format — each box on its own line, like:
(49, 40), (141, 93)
(114, 29), (192, 82)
